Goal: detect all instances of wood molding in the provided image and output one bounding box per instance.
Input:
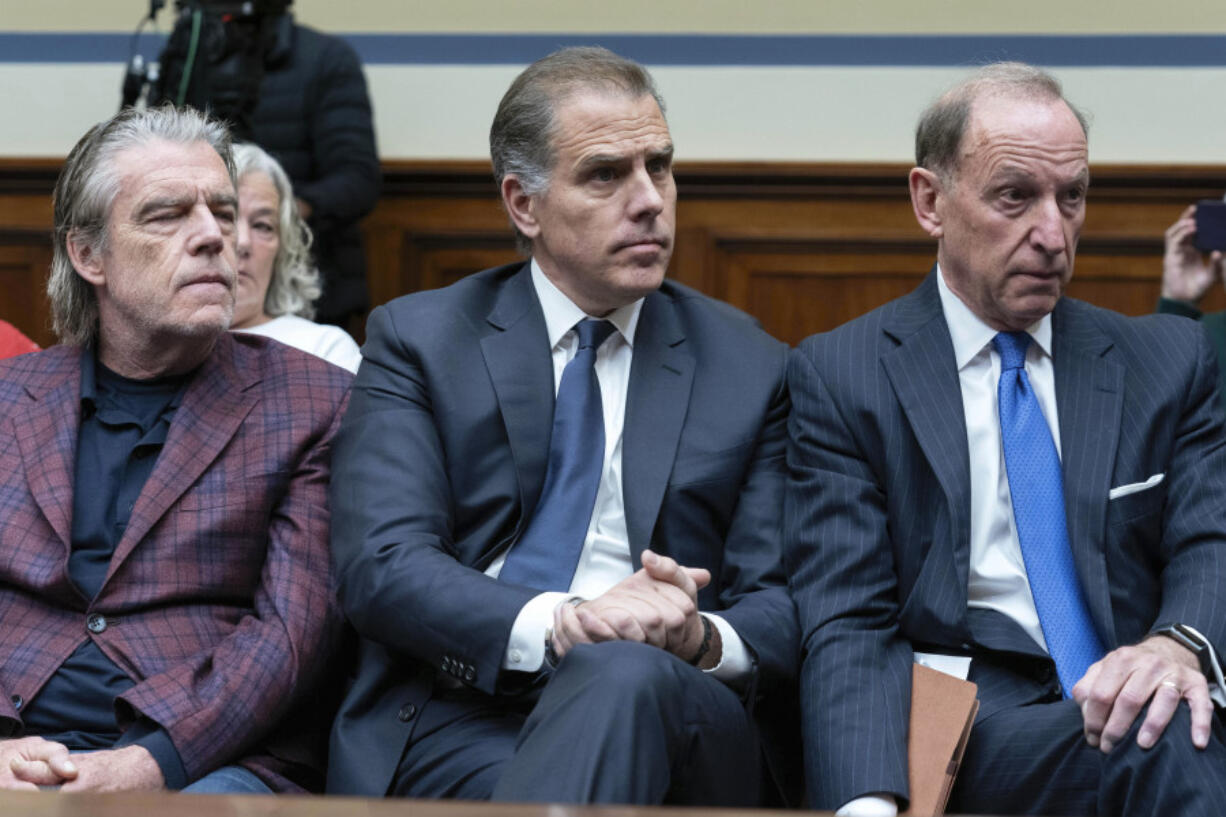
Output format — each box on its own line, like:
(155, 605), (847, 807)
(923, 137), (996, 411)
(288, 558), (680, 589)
(2, 159), (1224, 347)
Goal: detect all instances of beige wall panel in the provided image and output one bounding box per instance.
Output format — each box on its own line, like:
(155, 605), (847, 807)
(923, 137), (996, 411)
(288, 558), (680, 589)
(7, 0), (1226, 33)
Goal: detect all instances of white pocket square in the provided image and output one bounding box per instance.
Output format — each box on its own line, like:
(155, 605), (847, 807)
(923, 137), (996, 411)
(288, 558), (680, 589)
(1108, 473), (1164, 500)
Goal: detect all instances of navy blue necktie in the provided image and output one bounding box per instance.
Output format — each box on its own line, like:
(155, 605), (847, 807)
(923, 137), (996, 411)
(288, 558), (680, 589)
(995, 331), (1106, 696)
(499, 319), (616, 591)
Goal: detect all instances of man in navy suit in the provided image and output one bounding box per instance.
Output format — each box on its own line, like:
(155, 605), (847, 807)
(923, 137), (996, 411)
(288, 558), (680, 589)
(788, 62), (1226, 816)
(327, 47), (796, 805)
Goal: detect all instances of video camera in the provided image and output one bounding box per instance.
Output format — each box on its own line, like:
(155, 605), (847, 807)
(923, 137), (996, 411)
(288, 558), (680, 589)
(122, 0), (293, 141)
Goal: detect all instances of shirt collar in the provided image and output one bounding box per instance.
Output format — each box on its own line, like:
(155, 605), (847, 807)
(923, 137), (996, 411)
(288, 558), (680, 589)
(936, 264), (1053, 370)
(79, 345), (99, 417)
(530, 258), (642, 350)
(78, 345), (190, 424)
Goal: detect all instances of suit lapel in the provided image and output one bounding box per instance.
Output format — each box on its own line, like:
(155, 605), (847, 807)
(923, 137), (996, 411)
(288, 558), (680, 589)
(880, 272), (973, 597)
(1052, 300), (1121, 647)
(13, 347), (83, 552)
(622, 290), (694, 564)
(480, 266), (555, 516)
(106, 335), (259, 579)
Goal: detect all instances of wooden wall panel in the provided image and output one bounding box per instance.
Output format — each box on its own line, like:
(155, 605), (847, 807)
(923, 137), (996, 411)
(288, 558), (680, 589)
(3, 159), (1226, 350)
(0, 238), (55, 348)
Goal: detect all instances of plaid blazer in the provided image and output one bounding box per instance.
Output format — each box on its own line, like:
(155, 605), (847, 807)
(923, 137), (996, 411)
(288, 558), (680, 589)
(0, 334), (351, 790)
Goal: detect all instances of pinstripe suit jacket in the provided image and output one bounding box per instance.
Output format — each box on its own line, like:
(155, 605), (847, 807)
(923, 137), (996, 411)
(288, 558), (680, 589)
(785, 270), (1226, 810)
(0, 334), (351, 790)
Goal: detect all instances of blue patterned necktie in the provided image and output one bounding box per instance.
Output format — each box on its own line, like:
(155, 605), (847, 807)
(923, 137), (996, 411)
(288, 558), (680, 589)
(499, 319), (616, 591)
(994, 331), (1106, 696)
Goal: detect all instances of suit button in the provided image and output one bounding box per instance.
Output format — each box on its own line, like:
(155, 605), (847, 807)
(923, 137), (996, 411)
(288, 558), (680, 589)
(464, 667), (476, 683)
(10, 694), (21, 710)
(397, 703), (416, 722)
(86, 614), (107, 634)
(441, 656), (452, 672)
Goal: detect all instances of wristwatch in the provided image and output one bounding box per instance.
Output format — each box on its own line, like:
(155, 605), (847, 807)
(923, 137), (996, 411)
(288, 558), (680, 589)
(1154, 623), (1216, 680)
(543, 597), (584, 669)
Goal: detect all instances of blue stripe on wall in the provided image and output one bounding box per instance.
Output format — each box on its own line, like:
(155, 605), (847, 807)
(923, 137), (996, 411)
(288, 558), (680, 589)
(2, 32), (1226, 67)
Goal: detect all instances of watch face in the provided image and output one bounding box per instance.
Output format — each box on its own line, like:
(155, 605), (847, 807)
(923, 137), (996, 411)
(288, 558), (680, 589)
(1165, 625), (1217, 681)
(1171, 624), (1205, 652)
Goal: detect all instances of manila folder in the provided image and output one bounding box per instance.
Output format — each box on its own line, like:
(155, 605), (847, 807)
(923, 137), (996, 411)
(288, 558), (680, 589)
(901, 662), (979, 816)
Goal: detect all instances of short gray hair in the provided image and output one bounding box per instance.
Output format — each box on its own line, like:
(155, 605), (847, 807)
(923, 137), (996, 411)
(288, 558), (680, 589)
(48, 105), (235, 346)
(233, 142), (320, 319)
(915, 62), (1089, 181)
(490, 46), (666, 253)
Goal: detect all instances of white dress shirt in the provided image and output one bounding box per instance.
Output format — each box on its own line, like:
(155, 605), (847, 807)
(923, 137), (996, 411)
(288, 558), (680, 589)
(486, 261), (750, 683)
(937, 267), (1057, 650)
(937, 270), (1226, 705)
(842, 272), (1060, 817)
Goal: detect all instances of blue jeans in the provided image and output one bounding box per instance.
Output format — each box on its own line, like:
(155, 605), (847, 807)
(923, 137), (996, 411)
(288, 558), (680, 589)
(181, 765), (273, 794)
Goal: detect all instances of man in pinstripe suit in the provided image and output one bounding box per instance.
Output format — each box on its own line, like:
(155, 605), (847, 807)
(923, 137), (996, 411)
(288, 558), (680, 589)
(787, 63), (1226, 816)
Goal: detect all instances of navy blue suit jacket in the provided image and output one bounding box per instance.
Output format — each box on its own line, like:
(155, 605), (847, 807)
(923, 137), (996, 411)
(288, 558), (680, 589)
(786, 270), (1226, 809)
(327, 262), (798, 796)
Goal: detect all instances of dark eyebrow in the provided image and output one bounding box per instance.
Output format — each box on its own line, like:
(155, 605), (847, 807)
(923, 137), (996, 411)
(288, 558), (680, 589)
(209, 193), (239, 210)
(134, 195), (193, 219)
(576, 143), (675, 173)
(576, 152), (628, 172)
(647, 144), (675, 163)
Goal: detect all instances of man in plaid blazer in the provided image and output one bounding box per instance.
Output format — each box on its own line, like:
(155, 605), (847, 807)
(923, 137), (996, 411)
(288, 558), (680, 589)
(0, 107), (350, 793)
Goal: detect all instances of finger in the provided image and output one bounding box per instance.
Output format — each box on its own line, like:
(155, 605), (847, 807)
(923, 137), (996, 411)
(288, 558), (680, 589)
(1071, 659), (1098, 706)
(1075, 658), (1127, 748)
(0, 774), (39, 792)
(1098, 666), (1161, 753)
(1168, 218), (1194, 240)
(684, 566), (711, 590)
(583, 604), (648, 644)
(575, 605), (622, 642)
(641, 551), (712, 595)
(555, 602), (592, 650)
(636, 577), (698, 618)
(44, 749), (78, 780)
(1185, 678), (1214, 750)
(1137, 678), (1183, 749)
(641, 550), (690, 591)
(9, 758), (71, 787)
(551, 606), (575, 655)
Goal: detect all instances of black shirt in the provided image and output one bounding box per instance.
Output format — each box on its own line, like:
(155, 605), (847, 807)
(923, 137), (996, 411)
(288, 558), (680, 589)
(21, 350), (189, 788)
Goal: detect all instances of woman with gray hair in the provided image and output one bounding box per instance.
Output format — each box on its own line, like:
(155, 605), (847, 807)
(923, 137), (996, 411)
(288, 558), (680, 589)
(230, 142), (361, 373)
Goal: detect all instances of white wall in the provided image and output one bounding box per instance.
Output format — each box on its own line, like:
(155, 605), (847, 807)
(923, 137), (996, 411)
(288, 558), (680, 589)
(3, 0), (1225, 162)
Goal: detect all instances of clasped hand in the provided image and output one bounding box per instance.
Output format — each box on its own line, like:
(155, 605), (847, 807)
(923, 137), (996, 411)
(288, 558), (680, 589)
(550, 549), (711, 664)
(0, 737), (163, 791)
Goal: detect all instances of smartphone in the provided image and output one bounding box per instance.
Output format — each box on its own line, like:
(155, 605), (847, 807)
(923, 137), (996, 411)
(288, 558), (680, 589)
(1194, 200), (1226, 252)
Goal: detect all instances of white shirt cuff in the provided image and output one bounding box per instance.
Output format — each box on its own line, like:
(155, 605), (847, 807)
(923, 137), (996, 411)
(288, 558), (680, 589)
(502, 591), (573, 672)
(836, 794), (899, 817)
(703, 613), (751, 684)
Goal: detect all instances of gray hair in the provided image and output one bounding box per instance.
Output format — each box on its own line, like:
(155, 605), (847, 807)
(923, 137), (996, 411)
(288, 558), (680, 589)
(915, 62), (1089, 182)
(233, 142), (320, 319)
(48, 104), (235, 346)
(490, 46), (666, 253)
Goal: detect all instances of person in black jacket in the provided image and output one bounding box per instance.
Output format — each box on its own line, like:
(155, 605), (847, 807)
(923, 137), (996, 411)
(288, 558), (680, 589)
(250, 14), (380, 329)
(1155, 203), (1226, 413)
